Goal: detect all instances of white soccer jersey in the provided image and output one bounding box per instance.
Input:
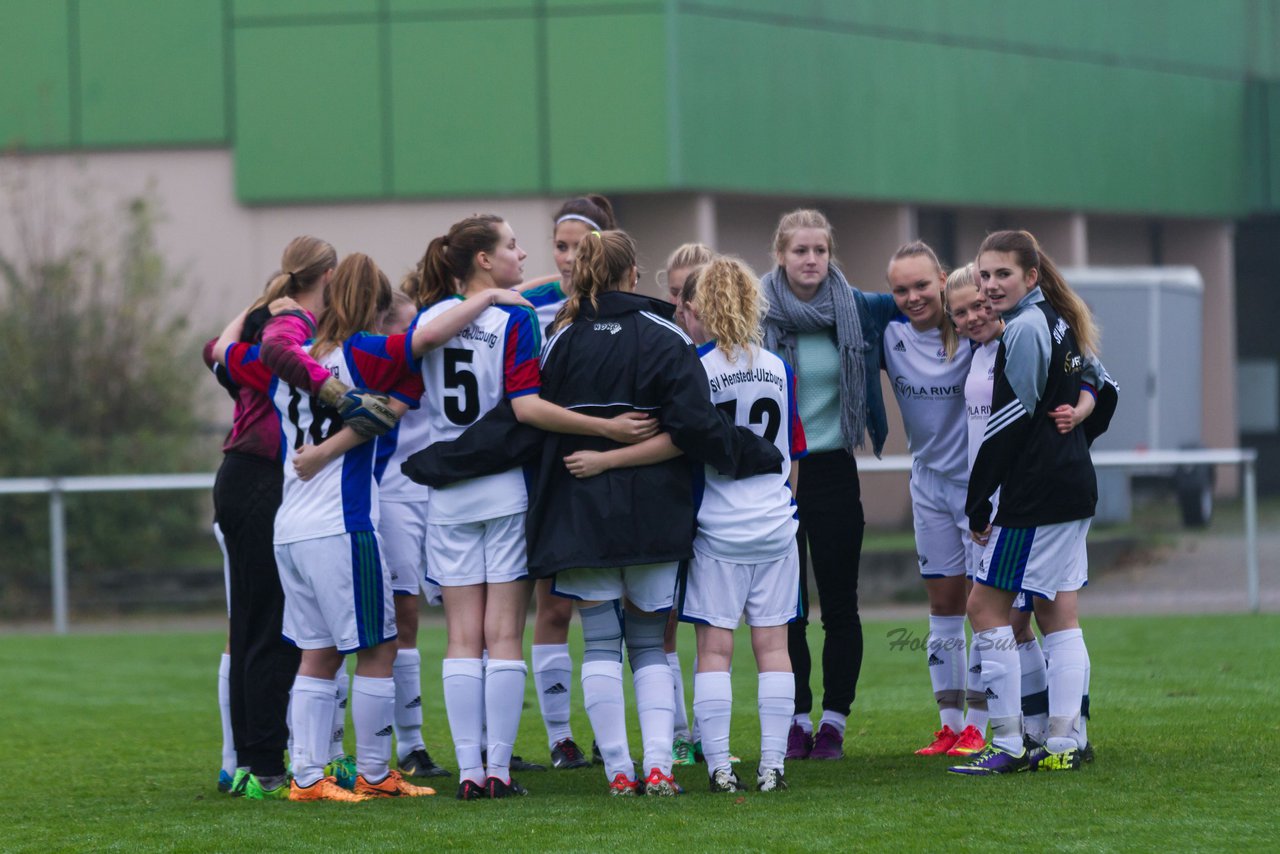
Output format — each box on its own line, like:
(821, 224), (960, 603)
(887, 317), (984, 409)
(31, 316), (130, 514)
(260, 334), (422, 544)
(882, 317), (972, 482)
(409, 297), (542, 524)
(374, 404), (431, 504)
(693, 342), (807, 562)
(965, 340), (999, 472)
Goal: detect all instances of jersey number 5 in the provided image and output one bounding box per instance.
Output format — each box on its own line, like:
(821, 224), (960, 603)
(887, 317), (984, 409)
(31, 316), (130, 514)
(443, 348), (481, 425)
(715, 397), (781, 443)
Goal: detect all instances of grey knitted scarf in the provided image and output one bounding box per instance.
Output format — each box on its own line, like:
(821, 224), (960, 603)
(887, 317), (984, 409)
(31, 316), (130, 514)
(761, 264), (868, 453)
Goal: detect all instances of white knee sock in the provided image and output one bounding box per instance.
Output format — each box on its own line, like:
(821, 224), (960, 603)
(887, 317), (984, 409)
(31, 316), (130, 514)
(669, 651), (693, 741)
(393, 648), (425, 760)
(330, 662), (350, 761)
(963, 634), (988, 734)
(532, 644), (573, 749)
(484, 659), (528, 782)
(977, 627), (1022, 753)
(217, 653), (238, 775)
(443, 658), (485, 784)
(1043, 629), (1088, 754)
(1075, 656), (1092, 748)
(634, 663), (676, 776)
(1019, 637), (1049, 745)
(291, 675), (337, 788)
(692, 670), (732, 773)
(757, 672), (794, 773)
(352, 675), (395, 782)
(928, 615), (966, 732)
(581, 660), (632, 782)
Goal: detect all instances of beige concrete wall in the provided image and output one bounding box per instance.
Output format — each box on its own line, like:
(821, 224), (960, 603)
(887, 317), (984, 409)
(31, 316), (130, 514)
(1087, 216), (1155, 265)
(1162, 219), (1240, 493)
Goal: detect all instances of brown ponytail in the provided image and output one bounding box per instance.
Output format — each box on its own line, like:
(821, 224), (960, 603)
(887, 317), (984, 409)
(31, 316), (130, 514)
(413, 214), (505, 309)
(311, 253), (391, 358)
(551, 229), (637, 332)
(253, 235), (336, 311)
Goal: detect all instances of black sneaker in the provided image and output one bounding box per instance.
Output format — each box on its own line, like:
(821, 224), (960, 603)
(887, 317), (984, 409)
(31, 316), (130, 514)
(399, 748), (452, 779)
(550, 738), (591, 769)
(456, 779), (487, 800)
(510, 755), (547, 772)
(708, 767), (746, 793)
(485, 776), (529, 799)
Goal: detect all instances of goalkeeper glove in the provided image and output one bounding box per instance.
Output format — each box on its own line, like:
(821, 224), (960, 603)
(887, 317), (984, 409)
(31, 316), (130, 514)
(318, 376), (400, 438)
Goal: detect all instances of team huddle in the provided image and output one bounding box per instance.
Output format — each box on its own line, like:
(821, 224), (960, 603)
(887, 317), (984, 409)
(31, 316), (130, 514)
(204, 195), (1117, 802)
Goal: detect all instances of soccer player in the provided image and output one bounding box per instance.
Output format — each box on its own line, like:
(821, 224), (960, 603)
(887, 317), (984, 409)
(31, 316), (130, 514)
(659, 242), (716, 766)
(951, 231), (1114, 775)
(762, 210), (897, 761)
(410, 215), (657, 799)
(881, 242), (985, 758)
(518, 194), (618, 770)
(566, 256), (807, 792)
(203, 237), (351, 799)
(218, 253), (434, 802)
(373, 286), (451, 780)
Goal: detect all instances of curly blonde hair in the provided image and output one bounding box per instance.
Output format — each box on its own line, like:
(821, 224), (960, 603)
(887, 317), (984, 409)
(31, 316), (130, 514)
(682, 256), (764, 362)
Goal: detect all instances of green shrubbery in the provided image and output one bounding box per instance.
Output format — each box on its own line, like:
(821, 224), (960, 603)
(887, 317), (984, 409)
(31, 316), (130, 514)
(0, 180), (212, 618)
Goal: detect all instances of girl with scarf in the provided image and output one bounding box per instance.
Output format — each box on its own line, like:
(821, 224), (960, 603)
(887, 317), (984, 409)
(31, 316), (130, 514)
(761, 209), (896, 761)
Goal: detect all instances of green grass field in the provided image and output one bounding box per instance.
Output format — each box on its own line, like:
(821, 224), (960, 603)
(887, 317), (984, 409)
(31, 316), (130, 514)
(4, 614), (1277, 852)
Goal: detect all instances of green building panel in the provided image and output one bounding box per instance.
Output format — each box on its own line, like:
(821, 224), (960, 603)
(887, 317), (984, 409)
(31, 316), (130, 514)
(0, 0), (72, 148)
(233, 22), (385, 202)
(673, 13), (1248, 217)
(388, 18), (541, 196)
(2, 0), (1275, 213)
(77, 0), (226, 147)
(390, 0), (535, 13)
(682, 0), (1261, 78)
(231, 0), (378, 23)
(545, 11), (670, 192)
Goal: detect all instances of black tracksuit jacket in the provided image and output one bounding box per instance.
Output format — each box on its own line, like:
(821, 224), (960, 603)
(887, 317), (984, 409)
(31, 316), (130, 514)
(966, 288), (1117, 532)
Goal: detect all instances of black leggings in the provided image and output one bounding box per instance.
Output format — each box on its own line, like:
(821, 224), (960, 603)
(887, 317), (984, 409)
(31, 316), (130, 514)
(788, 450), (865, 717)
(213, 452), (299, 776)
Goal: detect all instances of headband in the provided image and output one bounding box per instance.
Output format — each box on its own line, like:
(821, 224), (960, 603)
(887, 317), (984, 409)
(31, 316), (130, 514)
(556, 213), (601, 231)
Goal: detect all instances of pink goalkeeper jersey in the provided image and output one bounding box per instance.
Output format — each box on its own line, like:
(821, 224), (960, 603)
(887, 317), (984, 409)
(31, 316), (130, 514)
(223, 333), (423, 543)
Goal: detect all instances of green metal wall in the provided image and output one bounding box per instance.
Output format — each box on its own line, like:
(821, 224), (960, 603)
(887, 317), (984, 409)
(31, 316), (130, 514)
(2, 0), (1276, 214)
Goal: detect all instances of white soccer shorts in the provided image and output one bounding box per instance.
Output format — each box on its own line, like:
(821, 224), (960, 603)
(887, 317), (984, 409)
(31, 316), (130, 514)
(678, 545), (801, 630)
(910, 461), (968, 578)
(552, 562), (679, 613)
(275, 531), (397, 653)
(379, 500), (442, 603)
(424, 512), (528, 587)
(975, 518), (1092, 600)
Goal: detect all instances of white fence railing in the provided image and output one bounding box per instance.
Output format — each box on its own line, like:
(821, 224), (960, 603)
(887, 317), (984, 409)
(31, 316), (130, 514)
(0, 449), (1262, 633)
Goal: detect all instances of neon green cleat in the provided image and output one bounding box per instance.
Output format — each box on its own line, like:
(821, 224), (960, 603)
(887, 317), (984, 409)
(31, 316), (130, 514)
(227, 768), (250, 797)
(672, 738), (695, 766)
(244, 773), (290, 800)
(325, 754), (358, 790)
(1028, 744), (1083, 772)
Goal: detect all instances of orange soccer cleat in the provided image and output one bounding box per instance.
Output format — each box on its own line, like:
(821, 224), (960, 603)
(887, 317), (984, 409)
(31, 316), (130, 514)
(355, 769), (437, 798)
(289, 775), (370, 803)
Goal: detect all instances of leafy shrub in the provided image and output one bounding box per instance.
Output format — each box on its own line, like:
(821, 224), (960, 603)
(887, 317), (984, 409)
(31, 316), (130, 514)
(0, 174), (213, 618)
